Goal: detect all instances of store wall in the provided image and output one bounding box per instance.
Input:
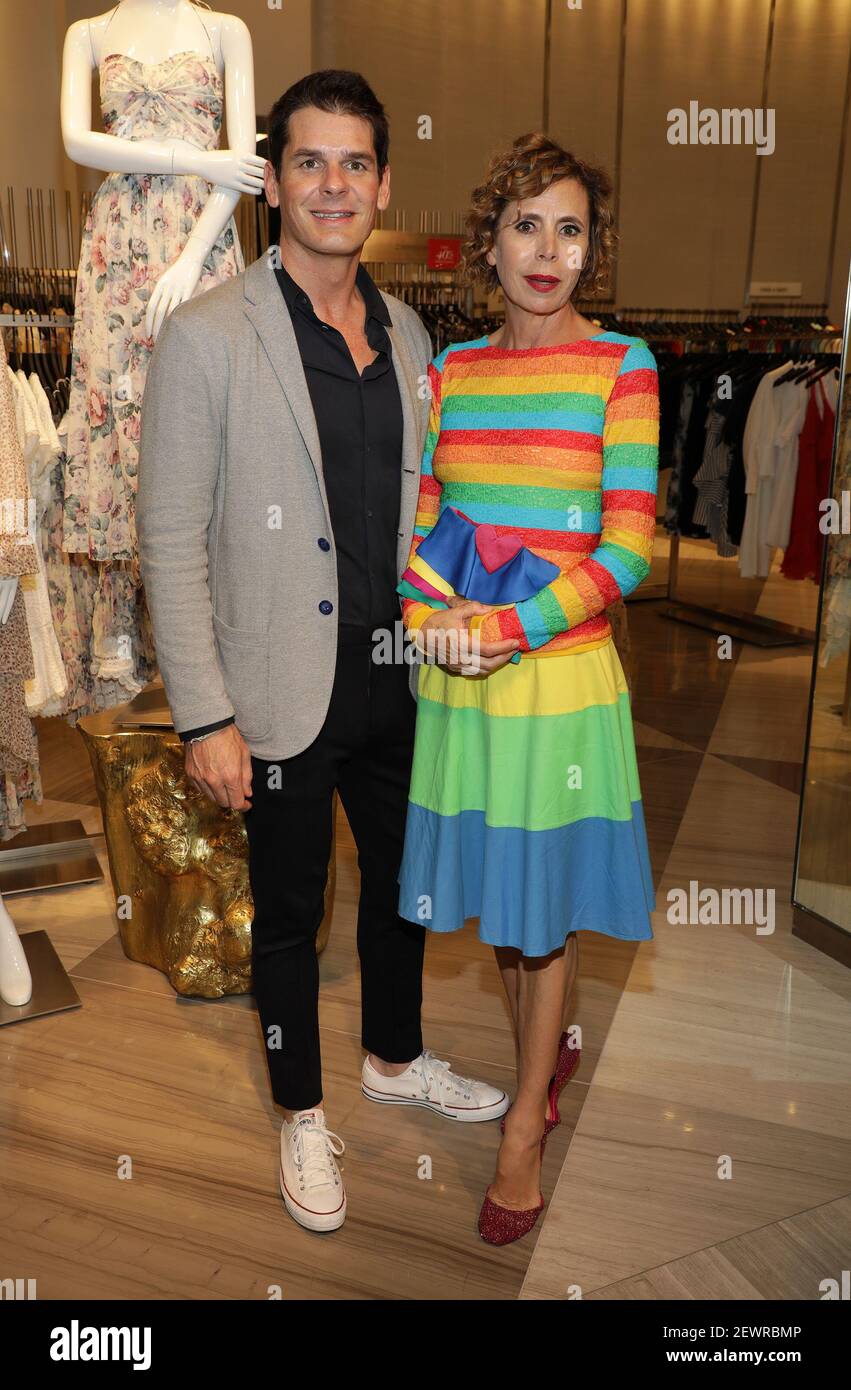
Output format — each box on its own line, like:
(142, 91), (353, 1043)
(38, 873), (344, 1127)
(561, 0), (771, 310)
(315, 0), (851, 319)
(0, 0), (72, 262)
(313, 0), (547, 231)
(1, 0), (849, 320)
(752, 0), (850, 310)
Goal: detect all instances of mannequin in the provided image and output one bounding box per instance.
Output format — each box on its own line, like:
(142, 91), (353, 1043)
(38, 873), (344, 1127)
(58, 1), (264, 703)
(0, 892), (32, 1007)
(61, 0), (264, 338)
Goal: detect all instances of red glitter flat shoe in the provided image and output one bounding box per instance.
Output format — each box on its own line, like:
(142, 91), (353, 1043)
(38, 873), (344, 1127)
(478, 1185), (545, 1245)
(480, 1110), (550, 1245)
(500, 1031), (581, 1136)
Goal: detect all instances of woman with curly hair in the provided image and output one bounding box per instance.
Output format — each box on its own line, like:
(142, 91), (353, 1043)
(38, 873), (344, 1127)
(396, 133), (659, 1245)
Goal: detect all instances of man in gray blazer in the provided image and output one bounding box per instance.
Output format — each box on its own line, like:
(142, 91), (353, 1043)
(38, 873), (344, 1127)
(137, 70), (510, 1233)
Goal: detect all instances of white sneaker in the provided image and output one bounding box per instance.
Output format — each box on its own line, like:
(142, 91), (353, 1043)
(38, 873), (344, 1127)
(361, 1049), (509, 1122)
(279, 1108), (346, 1232)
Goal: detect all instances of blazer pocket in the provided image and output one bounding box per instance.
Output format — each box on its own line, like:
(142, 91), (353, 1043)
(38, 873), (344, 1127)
(212, 613), (272, 741)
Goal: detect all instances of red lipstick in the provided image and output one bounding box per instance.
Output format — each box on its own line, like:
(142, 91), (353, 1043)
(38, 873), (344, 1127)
(524, 275), (560, 293)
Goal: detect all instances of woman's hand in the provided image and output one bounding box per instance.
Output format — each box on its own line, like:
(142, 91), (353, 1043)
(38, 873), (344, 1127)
(418, 600), (520, 675)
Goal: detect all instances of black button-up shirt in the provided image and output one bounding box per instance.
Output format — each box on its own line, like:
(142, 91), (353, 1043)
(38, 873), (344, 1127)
(275, 260), (404, 630)
(179, 259), (404, 743)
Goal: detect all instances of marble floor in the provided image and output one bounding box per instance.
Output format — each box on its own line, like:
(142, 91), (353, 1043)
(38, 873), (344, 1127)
(1, 541), (850, 1300)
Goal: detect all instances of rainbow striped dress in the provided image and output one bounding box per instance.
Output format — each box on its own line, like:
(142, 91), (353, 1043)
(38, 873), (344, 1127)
(396, 331), (659, 955)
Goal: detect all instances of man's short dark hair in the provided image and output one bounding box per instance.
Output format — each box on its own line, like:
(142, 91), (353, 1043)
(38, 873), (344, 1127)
(267, 70), (390, 178)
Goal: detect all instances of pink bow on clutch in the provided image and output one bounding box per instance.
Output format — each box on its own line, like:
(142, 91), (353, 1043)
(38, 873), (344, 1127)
(474, 524), (525, 573)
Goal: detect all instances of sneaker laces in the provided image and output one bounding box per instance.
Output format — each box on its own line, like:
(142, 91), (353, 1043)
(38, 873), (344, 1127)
(292, 1113), (345, 1192)
(417, 1049), (474, 1111)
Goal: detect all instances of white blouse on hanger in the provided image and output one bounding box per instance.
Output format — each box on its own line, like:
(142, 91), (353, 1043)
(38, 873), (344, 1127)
(764, 377), (810, 552)
(740, 363), (789, 578)
(6, 368), (68, 713)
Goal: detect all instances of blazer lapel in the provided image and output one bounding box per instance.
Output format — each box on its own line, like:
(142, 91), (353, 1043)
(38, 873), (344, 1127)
(242, 253), (426, 578)
(242, 253), (330, 520)
(384, 299), (428, 579)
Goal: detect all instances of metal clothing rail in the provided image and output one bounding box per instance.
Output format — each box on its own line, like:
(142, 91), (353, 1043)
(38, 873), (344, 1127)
(608, 303), (830, 319)
(0, 315), (72, 328)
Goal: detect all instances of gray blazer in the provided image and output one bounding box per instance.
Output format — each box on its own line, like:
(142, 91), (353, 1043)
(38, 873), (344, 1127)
(137, 251), (433, 759)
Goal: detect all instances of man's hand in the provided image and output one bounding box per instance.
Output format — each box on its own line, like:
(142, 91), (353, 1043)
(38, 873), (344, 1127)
(184, 724), (253, 811)
(418, 599), (520, 675)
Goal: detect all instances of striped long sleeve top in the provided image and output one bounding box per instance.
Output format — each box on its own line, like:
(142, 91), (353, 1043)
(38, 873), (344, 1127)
(400, 331), (660, 654)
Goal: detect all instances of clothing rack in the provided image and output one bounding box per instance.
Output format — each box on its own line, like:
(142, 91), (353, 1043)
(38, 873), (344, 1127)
(1, 312), (74, 424)
(0, 314), (103, 893)
(622, 308), (843, 646)
(1, 187), (82, 271)
(0, 315), (72, 327)
(0, 265), (77, 317)
(374, 276), (500, 354)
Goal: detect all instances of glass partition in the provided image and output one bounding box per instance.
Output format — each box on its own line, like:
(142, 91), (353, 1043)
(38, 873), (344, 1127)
(792, 261), (851, 961)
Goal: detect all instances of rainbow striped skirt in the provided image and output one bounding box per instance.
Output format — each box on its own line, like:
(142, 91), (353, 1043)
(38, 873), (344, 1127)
(397, 636), (655, 956)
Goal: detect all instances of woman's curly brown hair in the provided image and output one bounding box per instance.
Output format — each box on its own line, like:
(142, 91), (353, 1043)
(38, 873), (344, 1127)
(462, 132), (617, 298)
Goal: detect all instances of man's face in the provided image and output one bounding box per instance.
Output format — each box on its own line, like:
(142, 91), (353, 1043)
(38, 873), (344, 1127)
(264, 105), (391, 257)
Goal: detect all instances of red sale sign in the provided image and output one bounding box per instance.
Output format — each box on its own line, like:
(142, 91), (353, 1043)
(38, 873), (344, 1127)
(427, 237), (462, 269)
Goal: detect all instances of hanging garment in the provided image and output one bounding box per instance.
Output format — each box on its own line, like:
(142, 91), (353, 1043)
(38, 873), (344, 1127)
(0, 339), (38, 579)
(764, 377), (810, 552)
(16, 370), (57, 522)
(674, 373), (714, 538)
(0, 586), (43, 840)
(692, 386), (738, 558)
(27, 372), (64, 522)
(663, 378), (695, 533)
(739, 363), (799, 578)
(0, 339), (42, 838)
(721, 372), (762, 548)
(7, 369), (68, 713)
(782, 378), (837, 582)
(61, 47), (244, 700)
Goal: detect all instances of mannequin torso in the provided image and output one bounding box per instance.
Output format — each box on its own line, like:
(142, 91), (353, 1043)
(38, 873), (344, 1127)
(62, 0), (263, 337)
(86, 0), (224, 73)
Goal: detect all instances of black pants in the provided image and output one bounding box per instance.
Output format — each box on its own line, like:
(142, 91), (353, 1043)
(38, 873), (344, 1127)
(244, 624), (425, 1110)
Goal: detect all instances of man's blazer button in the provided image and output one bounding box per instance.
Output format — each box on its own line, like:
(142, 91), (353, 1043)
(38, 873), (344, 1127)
(318, 537), (331, 551)
(319, 600), (333, 615)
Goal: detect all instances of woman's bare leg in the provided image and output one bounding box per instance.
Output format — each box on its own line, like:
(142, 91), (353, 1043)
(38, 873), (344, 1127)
(488, 947), (565, 1208)
(562, 932), (579, 1026)
(488, 933), (580, 1210)
(495, 945), (521, 1079)
(495, 934), (579, 1114)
